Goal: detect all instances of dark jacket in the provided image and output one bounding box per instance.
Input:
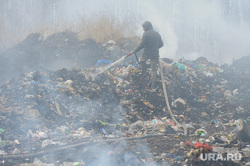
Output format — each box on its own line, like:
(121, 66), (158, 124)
(134, 21), (163, 60)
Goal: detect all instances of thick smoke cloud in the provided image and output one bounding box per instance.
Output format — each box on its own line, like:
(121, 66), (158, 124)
(0, 0), (250, 63)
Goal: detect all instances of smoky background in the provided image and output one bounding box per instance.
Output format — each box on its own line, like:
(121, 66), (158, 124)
(0, 0), (250, 165)
(0, 0), (250, 64)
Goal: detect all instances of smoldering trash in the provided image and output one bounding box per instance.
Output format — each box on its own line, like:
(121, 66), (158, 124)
(0, 31), (250, 166)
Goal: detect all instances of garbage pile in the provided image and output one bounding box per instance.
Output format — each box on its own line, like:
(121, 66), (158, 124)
(0, 30), (135, 82)
(0, 51), (250, 166)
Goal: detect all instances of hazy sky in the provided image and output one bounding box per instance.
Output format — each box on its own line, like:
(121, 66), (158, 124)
(59, 0), (250, 64)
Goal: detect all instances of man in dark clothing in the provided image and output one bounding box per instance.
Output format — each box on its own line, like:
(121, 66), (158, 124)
(131, 21), (164, 89)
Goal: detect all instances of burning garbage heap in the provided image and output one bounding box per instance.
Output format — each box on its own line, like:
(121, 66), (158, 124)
(0, 31), (250, 165)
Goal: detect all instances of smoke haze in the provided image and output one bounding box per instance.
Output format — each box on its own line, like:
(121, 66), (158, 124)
(1, 1), (250, 165)
(0, 0), (250, 63)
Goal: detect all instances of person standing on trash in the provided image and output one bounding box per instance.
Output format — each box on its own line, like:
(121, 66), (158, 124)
(131, 21), (164, 89)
